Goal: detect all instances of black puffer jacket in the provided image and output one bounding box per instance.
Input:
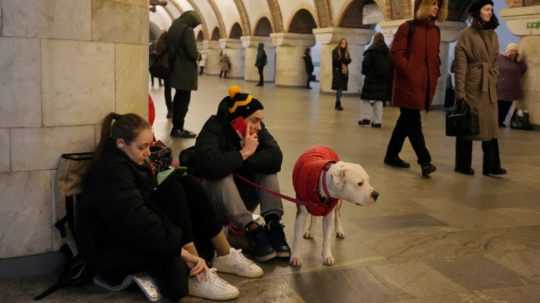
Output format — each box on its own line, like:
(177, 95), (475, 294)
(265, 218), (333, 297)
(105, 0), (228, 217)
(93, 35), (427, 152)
(185, 98), (283, 180)
(82, 140), (184, 266)
(361, 43), (393, 101)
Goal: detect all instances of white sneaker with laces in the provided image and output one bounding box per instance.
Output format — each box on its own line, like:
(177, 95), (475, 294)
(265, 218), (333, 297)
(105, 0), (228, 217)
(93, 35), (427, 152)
(213, 248), (264, 278)
(188, 268), (240, 301)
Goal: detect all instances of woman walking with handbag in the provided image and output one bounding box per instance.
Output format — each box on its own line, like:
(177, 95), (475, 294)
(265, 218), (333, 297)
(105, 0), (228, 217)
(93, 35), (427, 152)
(454, 0), (506, 176)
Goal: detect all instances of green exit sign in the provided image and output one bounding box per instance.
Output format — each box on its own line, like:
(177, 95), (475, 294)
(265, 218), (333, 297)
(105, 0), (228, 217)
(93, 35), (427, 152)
(527, 21), (540, 28)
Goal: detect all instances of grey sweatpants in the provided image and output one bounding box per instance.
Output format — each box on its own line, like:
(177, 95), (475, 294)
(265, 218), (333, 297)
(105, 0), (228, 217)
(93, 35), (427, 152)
(203, 174), (284, 228)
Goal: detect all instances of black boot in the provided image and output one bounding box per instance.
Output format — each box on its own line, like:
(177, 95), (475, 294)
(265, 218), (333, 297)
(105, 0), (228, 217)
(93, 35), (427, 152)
(482, 139), (507, 176)
(455, 137), (474, 175)
(420, 163), (437, 177)
(245, 224), (276, 262)
(335, 101), (343, 111)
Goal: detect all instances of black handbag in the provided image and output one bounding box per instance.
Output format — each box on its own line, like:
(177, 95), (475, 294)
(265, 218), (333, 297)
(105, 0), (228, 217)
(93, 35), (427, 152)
(446, 101), (480, 137)
(510, 110), (533, 130)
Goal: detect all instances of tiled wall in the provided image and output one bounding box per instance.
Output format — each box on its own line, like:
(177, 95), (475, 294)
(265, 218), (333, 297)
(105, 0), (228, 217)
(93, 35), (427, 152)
(0, 0), (149, 258)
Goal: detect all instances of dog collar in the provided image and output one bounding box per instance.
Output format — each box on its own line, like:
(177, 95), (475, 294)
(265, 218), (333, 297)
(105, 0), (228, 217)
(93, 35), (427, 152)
(321, 162), (335, 201)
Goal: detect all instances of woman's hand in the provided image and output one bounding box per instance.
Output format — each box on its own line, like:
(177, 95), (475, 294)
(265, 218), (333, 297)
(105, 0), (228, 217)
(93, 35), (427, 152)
(181, 249), (208, 280)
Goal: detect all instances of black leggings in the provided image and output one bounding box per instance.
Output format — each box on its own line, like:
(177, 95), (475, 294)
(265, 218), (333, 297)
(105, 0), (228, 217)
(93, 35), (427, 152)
(98, 173), (222, 300)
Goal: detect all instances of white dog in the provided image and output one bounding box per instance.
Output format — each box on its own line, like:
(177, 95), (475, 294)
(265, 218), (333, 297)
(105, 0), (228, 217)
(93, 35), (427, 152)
(290, 146), (378, 267)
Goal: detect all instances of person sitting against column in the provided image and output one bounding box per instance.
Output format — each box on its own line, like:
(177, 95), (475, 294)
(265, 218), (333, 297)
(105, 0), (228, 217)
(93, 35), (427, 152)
(358, 32), (392, 128)
(496, 42), (527, 127)
(81, 113), (264, 302)
(183, 85), (291, 262)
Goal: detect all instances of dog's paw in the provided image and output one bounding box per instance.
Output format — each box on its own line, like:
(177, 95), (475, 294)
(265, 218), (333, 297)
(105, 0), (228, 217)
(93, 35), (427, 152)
(303, 231), (313, 239)
(289, 256), (303, 267)
(322, 255), (335, 266)
(336, 232), (345, 239)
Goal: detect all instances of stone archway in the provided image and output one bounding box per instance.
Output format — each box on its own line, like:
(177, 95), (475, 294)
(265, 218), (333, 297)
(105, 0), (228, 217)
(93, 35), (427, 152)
(266, 0), (285, 32)
(230, 23), (243, 39)
(254, 17), (273, 37)
(234, 0), (252, 36)
(289, 9), (318, 33)
(313, 0), (333, 27)
(338, 0), (377, 29)
(211, 27), (221, 40)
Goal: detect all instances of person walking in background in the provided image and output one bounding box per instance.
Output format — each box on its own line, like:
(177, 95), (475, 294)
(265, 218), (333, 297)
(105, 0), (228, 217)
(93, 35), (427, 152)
(219, 51), (231, 79)
(332, 39), (351, 111)
(384, 0), (446, 178)
(154, 31), (173, 119)
(496, 42), (527, 127)
(255, 43), (267, 87)
(454, 0), (506, 176)
(198, 52), (207, 76)
(303, 48), (314, 89)
(359, 32), (392, 128)
(168, 11), (201, 138)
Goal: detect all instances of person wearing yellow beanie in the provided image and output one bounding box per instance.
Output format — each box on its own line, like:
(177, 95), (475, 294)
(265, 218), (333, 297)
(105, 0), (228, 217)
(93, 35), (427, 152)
(182, 85), (291, 263)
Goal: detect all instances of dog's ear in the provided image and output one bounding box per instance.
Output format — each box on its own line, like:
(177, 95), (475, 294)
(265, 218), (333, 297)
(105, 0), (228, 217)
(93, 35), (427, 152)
(331, 166), (347, 189)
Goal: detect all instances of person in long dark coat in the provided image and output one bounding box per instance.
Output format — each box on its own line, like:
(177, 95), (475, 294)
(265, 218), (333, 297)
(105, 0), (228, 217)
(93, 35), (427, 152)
(359, 32), (392, 128)
(81, 113), (266, 301)
(384, 0), (447, 178)
(332, 39), (351, 111)
(303, 48), (314, 89)
(255, 43), (267, 87)
(168, 11), (201, 138)
(454, 0), (507, 176)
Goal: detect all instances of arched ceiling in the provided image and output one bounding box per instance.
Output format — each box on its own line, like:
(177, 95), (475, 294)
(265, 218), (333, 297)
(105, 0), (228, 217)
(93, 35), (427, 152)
(148, 0), (511, 39)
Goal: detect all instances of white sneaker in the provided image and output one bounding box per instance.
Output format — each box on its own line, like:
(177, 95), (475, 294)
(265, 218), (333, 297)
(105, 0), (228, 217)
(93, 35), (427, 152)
(213, 248), (264, 278)
(188, 268), (240, 301)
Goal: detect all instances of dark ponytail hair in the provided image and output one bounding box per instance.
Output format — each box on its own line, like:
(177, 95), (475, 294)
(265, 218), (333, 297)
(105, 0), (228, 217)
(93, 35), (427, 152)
(94, 112), (150, 161)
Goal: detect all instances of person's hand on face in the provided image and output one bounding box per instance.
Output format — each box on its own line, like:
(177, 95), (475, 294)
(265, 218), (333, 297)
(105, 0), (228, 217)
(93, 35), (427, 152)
(241, 124), (259, 160)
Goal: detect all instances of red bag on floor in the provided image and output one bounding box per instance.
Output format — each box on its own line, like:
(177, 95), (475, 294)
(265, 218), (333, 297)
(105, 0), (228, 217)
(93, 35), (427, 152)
(148, 95), (156, 126)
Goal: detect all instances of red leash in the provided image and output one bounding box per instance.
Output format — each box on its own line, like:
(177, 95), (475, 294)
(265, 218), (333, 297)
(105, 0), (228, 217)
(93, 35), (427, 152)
(234, 174), (304, 205)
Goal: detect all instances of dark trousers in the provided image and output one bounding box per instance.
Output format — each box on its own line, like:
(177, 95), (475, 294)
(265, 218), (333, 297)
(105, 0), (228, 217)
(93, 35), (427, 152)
(455, 137), (503, 174)
(306, 73), (312, 88)
(335, 88), (343, 104)
(172, 90), (191, 131)
(257, 66), (264, 85)
(385, 108), (432, 164)
(164, 78), (172, 114)
(97, 173), (222, 301)
(498, 100), (512, 126)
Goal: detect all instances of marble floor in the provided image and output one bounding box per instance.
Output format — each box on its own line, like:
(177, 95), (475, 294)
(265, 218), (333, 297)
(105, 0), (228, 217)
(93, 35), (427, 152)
(3, 76), (540, 302)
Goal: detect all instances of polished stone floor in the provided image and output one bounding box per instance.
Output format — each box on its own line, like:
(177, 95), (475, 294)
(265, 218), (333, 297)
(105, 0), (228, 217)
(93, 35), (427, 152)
(3, 76), (540, 302)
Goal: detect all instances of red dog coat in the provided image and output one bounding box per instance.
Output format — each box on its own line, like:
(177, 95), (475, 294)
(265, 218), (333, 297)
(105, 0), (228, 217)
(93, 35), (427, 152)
(292, 146), (340, 216)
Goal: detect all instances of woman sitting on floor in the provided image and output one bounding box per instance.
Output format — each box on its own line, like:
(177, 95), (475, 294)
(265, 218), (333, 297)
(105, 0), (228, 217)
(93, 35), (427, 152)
(81, 112), (263, 302)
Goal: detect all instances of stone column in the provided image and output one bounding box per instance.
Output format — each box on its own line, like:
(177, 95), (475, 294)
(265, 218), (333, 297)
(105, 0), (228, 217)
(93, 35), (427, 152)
(271, 33), (315, 87)
(432, 22), (467, 107)
(379, 19), (408, 45)
(313, 27), (373, 94)
(0, 0), (148, 267)
(241, 36), (276, 83)
(501, 5), (540, 125)
(379, 20), (466, 107)
(206, 41), (222, 76)
(219, 38), (245, 79)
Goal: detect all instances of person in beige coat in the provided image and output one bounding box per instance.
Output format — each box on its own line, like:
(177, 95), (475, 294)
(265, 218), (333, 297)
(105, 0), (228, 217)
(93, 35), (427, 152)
(454, 0), (506, 176)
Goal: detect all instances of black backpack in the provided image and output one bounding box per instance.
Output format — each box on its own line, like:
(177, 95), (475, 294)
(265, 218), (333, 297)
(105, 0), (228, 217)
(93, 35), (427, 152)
(34, 153), (96, 301)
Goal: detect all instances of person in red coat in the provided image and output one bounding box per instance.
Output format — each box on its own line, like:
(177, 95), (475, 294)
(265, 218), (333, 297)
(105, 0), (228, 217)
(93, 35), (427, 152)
(384, 0), (447, 178)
